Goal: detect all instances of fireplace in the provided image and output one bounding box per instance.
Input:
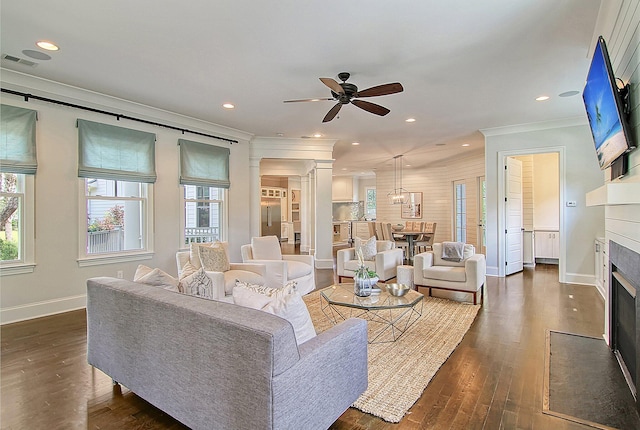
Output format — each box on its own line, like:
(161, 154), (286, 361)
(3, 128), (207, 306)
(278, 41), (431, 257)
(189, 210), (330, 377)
(609, 241), (640, 413)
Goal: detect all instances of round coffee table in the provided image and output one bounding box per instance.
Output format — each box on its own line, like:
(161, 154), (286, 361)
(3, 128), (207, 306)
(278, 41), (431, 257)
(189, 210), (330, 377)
(320, 283), (424, 343)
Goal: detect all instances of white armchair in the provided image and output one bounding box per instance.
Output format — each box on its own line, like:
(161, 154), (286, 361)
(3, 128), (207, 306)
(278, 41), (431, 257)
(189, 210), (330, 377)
(240, 235), (316, 295)
(337, 240), (404, 283)
(176, 243), (266, 303)
(413, 243), (486, 305)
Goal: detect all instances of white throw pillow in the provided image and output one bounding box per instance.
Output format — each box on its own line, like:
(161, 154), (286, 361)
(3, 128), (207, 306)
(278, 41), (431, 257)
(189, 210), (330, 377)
(232, 281), (316, 345)
(250, 236), (283, 260)
(355, 236), (377, 261)
(179, 267), (215, 300)
(179, 261), (198, 280)
(198, 242), (230, 272)
(134, 265), (179, 292)
(189, 242), (212, 270)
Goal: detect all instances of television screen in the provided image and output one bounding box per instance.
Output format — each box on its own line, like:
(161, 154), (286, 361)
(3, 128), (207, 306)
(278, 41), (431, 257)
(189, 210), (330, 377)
(583, 36), (633, 170)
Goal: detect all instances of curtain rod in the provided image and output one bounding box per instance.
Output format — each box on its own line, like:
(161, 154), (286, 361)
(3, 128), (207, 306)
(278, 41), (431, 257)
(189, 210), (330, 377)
(1, 88), (238, 144)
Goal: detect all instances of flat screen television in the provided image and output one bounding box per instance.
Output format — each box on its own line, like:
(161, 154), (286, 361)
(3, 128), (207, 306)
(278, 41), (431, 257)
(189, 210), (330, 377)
(583, 36), (635, 171)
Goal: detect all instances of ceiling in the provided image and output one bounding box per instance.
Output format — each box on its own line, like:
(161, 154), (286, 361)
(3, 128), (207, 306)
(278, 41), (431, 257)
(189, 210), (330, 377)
(1, 0), (604, 176)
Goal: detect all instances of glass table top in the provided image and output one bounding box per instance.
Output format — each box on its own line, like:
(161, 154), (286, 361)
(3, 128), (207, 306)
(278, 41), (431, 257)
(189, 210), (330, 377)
(320, 283), (423, 310)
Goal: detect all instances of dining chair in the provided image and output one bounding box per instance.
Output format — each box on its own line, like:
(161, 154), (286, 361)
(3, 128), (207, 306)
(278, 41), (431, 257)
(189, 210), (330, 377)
(414, 222), (437, 254)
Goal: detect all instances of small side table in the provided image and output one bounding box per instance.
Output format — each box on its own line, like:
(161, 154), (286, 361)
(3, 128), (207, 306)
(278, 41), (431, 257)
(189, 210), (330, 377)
(396, 265), (414, 290)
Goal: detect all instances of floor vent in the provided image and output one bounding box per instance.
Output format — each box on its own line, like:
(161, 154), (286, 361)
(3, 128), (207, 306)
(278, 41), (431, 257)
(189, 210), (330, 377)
(1, 53), (38, 67)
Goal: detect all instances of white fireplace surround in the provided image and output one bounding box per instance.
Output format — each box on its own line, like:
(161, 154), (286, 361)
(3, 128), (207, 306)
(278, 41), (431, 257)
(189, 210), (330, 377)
(586, 180), (640, 345)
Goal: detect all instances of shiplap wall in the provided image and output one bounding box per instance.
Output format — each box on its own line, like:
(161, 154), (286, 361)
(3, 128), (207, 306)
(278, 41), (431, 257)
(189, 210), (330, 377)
(375, 151), (485, 250)
(605, 0), (640, 255)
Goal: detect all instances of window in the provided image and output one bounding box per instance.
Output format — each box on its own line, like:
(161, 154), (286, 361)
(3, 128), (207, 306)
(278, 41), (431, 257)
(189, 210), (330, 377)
(454, 180), (467, 243)
(77, 119), (156, 264)
(84, 178), (149, 255)
(1, 105), (37, 274)
(365, 187), (377, 220)
(179, 139), (229, 247)
(1, 173), (35, 271)
(183, 186), (224, 244)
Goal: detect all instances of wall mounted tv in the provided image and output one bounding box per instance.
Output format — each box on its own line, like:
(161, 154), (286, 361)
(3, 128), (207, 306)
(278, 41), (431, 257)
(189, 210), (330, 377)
(583, 36), (635, 172)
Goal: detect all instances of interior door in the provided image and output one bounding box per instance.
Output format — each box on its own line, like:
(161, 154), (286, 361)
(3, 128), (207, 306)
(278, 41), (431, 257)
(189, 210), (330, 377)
(505, 157), (523, 275)
(478, 176), (486, 255)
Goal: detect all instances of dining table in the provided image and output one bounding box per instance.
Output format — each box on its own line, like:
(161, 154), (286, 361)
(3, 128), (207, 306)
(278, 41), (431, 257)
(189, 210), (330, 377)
(393, 229), (424, 263)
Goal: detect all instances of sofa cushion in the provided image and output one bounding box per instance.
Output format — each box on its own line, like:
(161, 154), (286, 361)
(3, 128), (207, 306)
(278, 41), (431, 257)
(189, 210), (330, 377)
(223, 270), (263, 295)
(355, 236), (377, 260)
(343, 259), (376, 274)
(179, 267), (215, 299)
(433, 243), (474, 267)
(189, 241), (230, 270)
(251, 236), (283, 260)
(134, 265), (180, 291)
(232, 281), (316, 344)
(198, 242), (230, 272)
(423, 266), (467, 283)
(287, 260), (312, 279)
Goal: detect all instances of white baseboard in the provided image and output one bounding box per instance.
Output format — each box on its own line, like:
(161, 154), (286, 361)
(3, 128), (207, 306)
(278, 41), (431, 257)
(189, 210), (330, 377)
(1, 294), (86, 325)
(486, 266), (500, 277)
(564, 272), (596, 286)
(314, 258), (334, 270)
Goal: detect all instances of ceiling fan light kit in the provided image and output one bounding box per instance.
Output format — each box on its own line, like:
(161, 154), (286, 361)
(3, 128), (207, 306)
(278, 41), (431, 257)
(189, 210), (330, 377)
(387, 154), (411, 205)
(284, 72), (403, 123)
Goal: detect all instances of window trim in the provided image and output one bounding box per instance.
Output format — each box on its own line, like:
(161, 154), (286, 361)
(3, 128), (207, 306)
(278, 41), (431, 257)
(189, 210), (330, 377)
(77, 178), (154, 266)
(453, 179), (467, 243)
(0, 174), (35, 275)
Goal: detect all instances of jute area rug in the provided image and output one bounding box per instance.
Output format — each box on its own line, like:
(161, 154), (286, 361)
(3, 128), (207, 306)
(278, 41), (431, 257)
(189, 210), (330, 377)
(303, 291), (480, 423)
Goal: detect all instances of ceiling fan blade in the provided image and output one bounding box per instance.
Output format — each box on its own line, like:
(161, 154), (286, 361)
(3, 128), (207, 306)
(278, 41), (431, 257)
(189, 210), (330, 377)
(355, 82), (404, 98)
(351, 99), (390, 116)
(320, 77), (345, 94)
(322, 103), (343, 122)
(283, 97), (334, 103)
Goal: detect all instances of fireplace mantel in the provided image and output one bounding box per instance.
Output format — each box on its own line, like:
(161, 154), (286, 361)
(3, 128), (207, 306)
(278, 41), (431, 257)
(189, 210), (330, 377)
(586, 182), (640, 206)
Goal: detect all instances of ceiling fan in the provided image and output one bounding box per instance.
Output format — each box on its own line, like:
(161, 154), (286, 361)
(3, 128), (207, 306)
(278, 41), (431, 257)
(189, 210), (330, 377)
(283, 72), (404, 122)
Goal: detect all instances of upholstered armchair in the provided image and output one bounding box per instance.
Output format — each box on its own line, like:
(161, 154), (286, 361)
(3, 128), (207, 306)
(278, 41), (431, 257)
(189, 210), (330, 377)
(176, 242), (266, 303)
(240, 235), (316, 295)
(337, 239), (404, 283)
(413, 242), (486, 304)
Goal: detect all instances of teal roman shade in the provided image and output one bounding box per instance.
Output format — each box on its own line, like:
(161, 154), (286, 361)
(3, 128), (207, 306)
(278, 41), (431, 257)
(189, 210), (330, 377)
(178, 139), (230, 188)
(0, 104), (38, 174)
(78, 119), (157, 183)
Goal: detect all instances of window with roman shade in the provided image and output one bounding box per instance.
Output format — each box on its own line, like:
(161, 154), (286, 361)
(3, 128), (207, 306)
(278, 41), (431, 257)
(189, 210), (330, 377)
(77, 119), (156, 183)
(178, 138), (230, 188)
(1, 104), (37, 175)
(178, 139), (229, 246)
(77, 119), (156, 262)
(0, 104), (37, 272)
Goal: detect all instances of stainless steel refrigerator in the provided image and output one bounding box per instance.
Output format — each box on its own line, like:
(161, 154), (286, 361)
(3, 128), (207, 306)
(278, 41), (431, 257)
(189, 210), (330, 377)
(260, 198), (281, 239)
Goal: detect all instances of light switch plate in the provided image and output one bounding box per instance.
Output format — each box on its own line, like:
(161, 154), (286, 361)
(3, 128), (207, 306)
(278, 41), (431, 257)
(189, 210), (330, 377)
(566, 201), (577, 207)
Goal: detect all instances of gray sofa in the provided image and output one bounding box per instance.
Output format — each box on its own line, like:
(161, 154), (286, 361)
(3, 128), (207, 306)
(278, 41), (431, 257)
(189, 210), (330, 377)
(86, 277), (368, 430)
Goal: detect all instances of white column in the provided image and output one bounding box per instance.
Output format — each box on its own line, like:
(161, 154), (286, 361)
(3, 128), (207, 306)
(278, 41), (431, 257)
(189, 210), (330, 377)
(249, 156), (261, 239)
(314, 160), (334, 269)
(300, 175), (311, 254)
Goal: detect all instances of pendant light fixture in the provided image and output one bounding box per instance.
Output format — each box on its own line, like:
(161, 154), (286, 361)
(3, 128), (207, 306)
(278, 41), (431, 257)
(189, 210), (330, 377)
(387, 154), (411, 204)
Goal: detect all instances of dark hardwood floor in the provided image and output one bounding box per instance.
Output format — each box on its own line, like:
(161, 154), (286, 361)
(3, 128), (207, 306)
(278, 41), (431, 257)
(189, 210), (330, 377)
(1, 259), (614, 429)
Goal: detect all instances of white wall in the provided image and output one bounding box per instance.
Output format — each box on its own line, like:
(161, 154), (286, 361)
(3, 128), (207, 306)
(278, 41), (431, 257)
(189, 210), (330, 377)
(484, 121), (605, 282)
(532, 152), (560, 231)
(0, 71), (254, 324)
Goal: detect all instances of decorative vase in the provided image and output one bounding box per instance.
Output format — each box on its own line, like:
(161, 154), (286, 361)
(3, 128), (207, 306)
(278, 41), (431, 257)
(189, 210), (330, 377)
(354, 267), (376, 297)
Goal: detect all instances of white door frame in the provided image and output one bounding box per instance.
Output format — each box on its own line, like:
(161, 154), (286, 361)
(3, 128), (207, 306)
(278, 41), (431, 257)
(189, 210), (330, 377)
(497, 147), (565, 282)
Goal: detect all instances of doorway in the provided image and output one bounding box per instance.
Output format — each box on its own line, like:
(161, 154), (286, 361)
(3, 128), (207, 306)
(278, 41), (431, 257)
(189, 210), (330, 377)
(497, 148), (565, 281)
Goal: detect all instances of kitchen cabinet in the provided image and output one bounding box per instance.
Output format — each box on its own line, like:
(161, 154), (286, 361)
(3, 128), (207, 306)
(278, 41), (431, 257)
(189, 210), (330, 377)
(352, 221), (375, 240)
(332, 176), (354, 201)
(535, 230), (559, 260)
(290, 189), (300, 222)
(261, 187), (286, 198)
(594, 237), (607, 297)
(281, 222), (290, 240)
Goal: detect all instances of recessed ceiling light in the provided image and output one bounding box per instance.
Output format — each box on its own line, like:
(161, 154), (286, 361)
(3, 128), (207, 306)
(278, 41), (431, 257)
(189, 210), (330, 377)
(535, 96), (550, 101)
(462, 143), (470, 147)
(222, 103), (235, 109)
(405, 118), (416, 123)
(313, 133), (322, 138)
(341, 168), (347, 171)
(276, 133), (284, 137)
(22, 49), (51, 60)
(36, 40), (59, 51)
(352, 142), (360, 146)
(559, 90), (580, 97)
